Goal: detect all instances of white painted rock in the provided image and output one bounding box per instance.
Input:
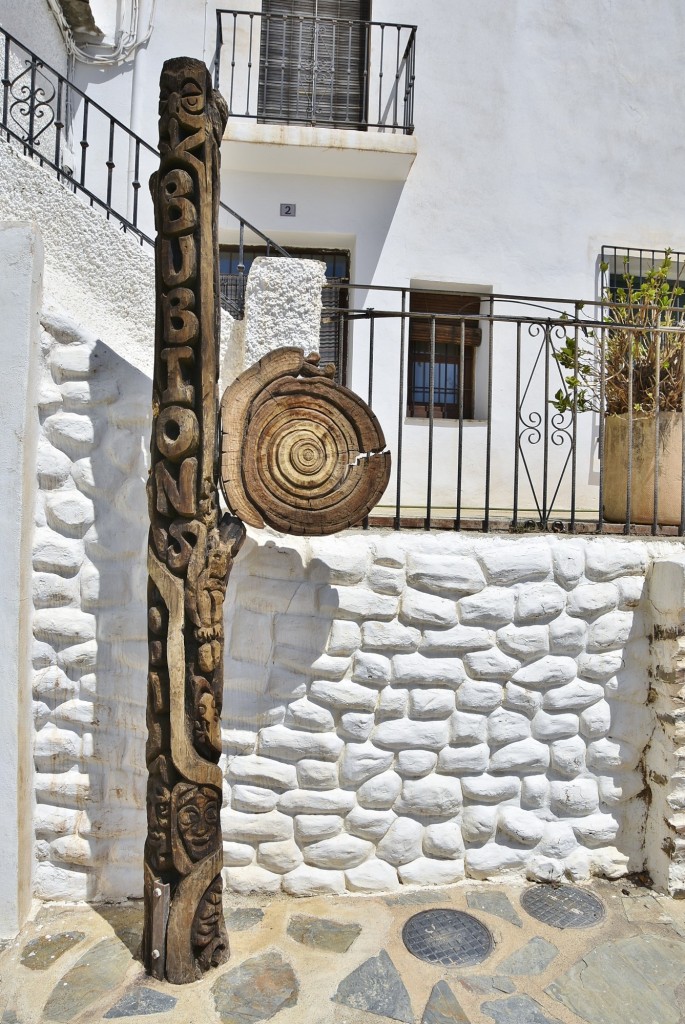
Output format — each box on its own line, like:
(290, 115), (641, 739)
(406, 554), (485, 595)
(282, 865), (346, 896)
(33, 529), (84, 575)
(438, 744), (489, 774)
(525, 856), (564, 883)
(309, 542), (368, 584)
(532, 711), (579, 742)
(465, 844), (526, 878)
(478, 542), (552, 586)
(551, 542), (585, 589)
(423, 821), (464, 859)
(461, 805), (497, 842)
(398, 857), (465, 885)
(36, 438), (72, 487)
(456, 679), (503, 713)
(400, 588), (458, 628)
(346, 806), (396, 842)
(394, 776), (462, 818)
(327, 619), (362, 656)
(497, 807), (545, 846)
(496, 624), (549, 660)
(579, 700), (611, 739)
(548, 614), (587, 656)
(572, 813), (620, 847)
(586, 610), (634, 653)
(543, 679), (604, 712)
(450, 711), (487, 746)
(566, 582), (618, 618)
(372, 537), (406, 568)
(257, 840), (303, 873)
(463, 648), (520, 681)
(258, 725), (344, 762)
(489, 737), (549, 774)
(550, 735), (586, 777)
(515, 583), (565, 624)
(296, 760), (338, 791)
(577, 651), (624, 682)
(357, 770), (403, 810)
(309, 679), (378, 713)
(339, 741), (394, 787)
(351, 651), (391, 686)
(373, 718), (450, 751)
(284, 697), (335, 732)
(504, 682), (542, 716)
(597, 771), (645, 806)
(227, 755), (298, 791)
(232, 786), (279, 814)
(422, 624), (494, 654)
(392, 653), (464, 688)
(586, 737), (640, 772)
(376, 817), (424, 865)
(461, 775), (520, 803)
(43, 411), (96, 458)
(378, 687), (408, 720)
(550, 779), (599, 816)
(278, 789), (356, 816)
(303, 834), (373, 869)
(361, 620), (420, 651)
(339, 712), (374, 742)
(221, 810), (293, 843)
(488, 708), (530, 746)
(520, 775), (550, 810)
(320, 587), (397, 622)
(223, 842), (254, 867)
(224, 865), (282, 895)
(589, 846), (629, 879)
(584, 541), (646, 581)
(538, 821), (579, 859)
(345, 858), (400, 892)
(458, 587), (515, 628)
(293, 815), (343, 845)
(367, 565), (405, 596)
(511, 655), (577, 690)
(408, 688), (455, 720)
(396, 750), (438, 778)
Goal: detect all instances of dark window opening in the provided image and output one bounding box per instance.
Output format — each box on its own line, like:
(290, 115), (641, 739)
(220, 245), (350, 383)
(258, 0), (371, 129)
(407, 292), (482, 420)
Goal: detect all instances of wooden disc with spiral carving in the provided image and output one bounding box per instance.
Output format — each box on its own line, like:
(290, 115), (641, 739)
(220, 348), (390, 535)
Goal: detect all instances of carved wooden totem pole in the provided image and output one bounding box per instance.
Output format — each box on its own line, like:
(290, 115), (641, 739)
(145, 58), (389, 985)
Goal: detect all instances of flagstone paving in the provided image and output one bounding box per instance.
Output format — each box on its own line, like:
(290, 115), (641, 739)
(1, 879), (685, 1023)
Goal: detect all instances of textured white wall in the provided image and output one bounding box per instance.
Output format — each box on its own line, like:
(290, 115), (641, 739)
(0, 223), (43, 936)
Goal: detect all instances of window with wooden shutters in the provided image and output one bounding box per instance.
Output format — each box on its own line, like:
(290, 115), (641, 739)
(407, 292), (482, 420)
(258, 0), (371, 128)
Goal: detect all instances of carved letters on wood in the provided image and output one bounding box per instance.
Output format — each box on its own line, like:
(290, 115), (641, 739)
(143, 57), (245, 985)
(144, 58), (390, 987)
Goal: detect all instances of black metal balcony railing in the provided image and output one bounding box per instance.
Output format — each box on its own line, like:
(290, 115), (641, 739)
(319, 284), (685, 536)
(214, 9), (416, 134)
(0, 24), (288, 314)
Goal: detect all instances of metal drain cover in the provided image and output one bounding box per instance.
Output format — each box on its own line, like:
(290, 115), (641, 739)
(402, 909), (493, 966)
(520, 885), (605, 929)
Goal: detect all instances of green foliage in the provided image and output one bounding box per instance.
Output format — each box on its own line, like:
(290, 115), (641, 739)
(552, 250), (685, 416)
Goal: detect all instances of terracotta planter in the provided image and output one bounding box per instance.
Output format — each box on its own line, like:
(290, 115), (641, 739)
(603, 411), (683, 525)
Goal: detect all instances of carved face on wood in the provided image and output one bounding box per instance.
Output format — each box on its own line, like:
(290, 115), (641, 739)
(158, 58), (227, 156)
(176, 784), (219, 861)
(147, 770), (173, 872)
(194, 689), (222, 758)
(192, 875), (227, 968)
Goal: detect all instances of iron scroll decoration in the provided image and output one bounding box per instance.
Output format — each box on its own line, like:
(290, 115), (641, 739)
(144, 57), (390, 985)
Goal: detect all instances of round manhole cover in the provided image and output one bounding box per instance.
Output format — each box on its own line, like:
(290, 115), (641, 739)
(520, 885), (605, 929)
(402, 909), (493, 966)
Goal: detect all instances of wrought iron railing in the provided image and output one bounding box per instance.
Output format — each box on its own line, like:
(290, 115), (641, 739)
(321, 284), (685, 535)
(0, 23), (288, 314)
(214, 9), (416, 134)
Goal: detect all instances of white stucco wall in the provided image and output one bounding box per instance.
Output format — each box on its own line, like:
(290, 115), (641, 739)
(0, 223), (43, 937)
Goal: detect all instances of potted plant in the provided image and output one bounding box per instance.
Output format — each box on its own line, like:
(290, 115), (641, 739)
(552, 250), (685, 524)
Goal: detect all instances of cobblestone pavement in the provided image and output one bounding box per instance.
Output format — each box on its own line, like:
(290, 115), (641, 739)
(1, 878), (684, 1024)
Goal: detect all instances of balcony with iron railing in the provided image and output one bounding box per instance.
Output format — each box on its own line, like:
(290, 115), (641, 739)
(213, 8), (417, 179)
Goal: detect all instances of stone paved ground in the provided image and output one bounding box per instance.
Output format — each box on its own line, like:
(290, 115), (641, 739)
(1, 879), (684, 1024)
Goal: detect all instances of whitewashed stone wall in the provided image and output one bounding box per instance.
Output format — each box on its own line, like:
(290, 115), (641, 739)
(219, 532), (658, 896)
(31, 307), (150, 901)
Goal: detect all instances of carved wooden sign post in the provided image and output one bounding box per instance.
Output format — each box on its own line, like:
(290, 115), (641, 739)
(144, 58), (389, 984)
